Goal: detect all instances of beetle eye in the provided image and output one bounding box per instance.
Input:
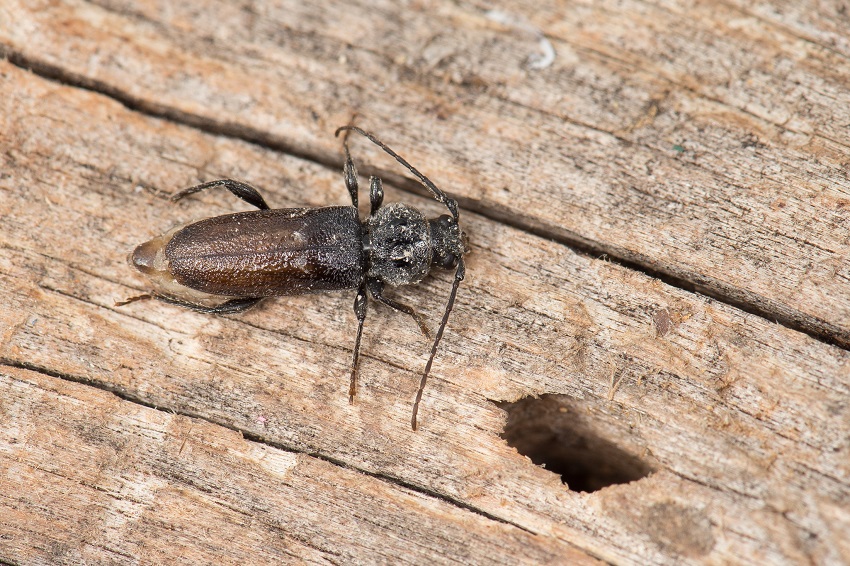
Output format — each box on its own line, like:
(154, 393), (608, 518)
(439, 252), (457, 269)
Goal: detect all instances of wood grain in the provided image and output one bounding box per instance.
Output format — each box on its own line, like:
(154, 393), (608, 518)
(0, 1), (849, 564)
(3, 0), (850, 346)
(1, 366), (582, 565)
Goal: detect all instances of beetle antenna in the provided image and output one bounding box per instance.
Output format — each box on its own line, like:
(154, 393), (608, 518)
(334, 125), (465, 430)
(411, 258), (465, 430)
(335, 126), (459, 219)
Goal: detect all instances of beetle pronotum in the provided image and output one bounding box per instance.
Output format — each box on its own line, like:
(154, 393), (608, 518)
(119, 127), (467, 430)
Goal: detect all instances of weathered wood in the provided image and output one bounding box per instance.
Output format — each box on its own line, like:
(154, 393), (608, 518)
(1, 366), (585, 565)
(3, 0), (850, 346)
(0, 1), (849, 564)
(1, 59), (848, 564)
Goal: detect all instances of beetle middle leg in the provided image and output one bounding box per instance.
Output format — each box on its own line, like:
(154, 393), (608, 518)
(171, 179), (270, 210)
(369, 176), (383, 215)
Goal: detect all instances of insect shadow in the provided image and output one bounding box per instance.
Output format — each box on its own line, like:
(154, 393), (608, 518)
(118, 126), (467, 430)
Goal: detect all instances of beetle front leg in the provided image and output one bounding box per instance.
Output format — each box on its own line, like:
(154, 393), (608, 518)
(171, 179), (270, 210)
(349, 283), (368, 402)
(367, 279), (430, 339)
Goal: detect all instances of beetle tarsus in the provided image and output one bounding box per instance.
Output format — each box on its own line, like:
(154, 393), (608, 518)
(115, 294), (152, 307)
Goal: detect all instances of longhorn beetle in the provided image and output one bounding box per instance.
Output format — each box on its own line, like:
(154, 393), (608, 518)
(118, 126), (467, 430)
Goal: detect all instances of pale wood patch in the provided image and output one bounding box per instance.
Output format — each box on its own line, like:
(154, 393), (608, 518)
(0, 2), (849, 564)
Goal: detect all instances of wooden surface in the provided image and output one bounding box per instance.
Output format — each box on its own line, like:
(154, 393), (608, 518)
(0, 1), (849, 564)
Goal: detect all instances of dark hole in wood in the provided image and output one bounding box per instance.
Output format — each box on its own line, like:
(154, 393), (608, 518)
(499, 395), (655, 492)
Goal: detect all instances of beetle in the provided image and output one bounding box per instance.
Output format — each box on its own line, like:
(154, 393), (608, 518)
(118, 126), (467, 430)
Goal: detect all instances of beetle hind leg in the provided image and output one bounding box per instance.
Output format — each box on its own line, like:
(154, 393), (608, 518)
(119, 294), (263, 315)
(156, 295), (263, 315)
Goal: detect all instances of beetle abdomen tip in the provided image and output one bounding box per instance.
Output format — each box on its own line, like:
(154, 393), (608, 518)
(130, 240), (158, 274)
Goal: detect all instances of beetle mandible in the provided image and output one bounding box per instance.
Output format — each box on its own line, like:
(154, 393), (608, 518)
(118, 126), (467, 430)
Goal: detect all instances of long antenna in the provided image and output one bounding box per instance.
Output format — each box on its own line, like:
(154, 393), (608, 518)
(335, 126), (459, 219)
(411, 259), (465, 430)
(335, 126), (465, 430)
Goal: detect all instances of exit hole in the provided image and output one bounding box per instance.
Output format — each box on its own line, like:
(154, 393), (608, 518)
(499, 395), (655, 492)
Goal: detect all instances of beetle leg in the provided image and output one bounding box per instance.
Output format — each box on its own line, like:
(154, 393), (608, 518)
(342, 131), (359, 210)
(367, 279), (431, 340)
(349, 283), (368, 402)
(170, 179), (270, 210)
(335, 126), (459, 221)
(151, 295), (263, 315)
(115, 294), (153, 307)
(369, 176), (384, 215)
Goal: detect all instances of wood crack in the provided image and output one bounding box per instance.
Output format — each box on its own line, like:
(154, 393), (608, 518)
(1, 44), (847, 352)
(0, 359), (539, 538)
